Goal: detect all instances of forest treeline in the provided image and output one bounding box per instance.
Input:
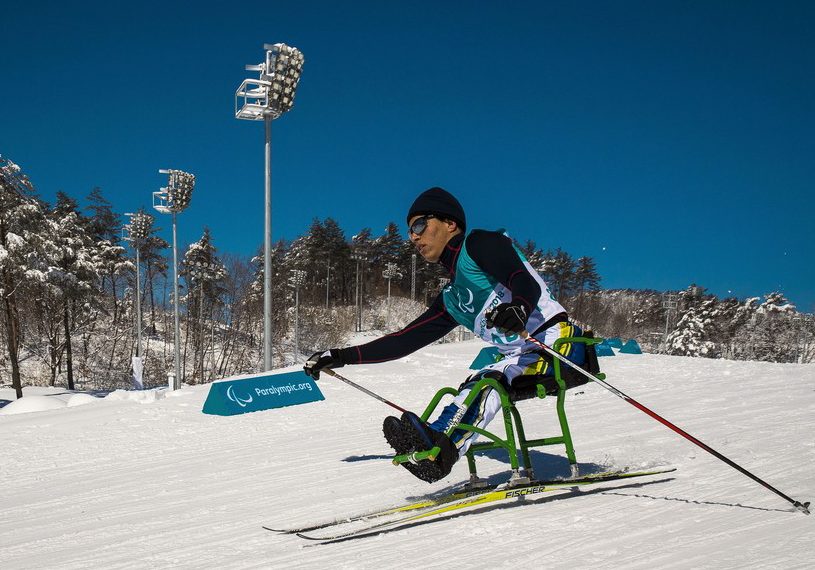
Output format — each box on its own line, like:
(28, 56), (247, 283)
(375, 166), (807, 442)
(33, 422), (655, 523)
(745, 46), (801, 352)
(2, 156), (811, 398)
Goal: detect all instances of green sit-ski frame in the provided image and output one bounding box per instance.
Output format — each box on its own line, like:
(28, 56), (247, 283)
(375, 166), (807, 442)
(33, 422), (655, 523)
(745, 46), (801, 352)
(392, 335), (606, 486)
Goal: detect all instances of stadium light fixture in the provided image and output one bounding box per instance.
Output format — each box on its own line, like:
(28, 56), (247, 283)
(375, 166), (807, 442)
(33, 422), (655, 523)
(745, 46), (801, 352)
(662, 293), (678, 353)
(122, 212), (154, 369)
(288, 269), (307, 360)
(383, 262), (403, 323)
(351, 250), (368, 332)
(235, 43), (305, 372)
(153, 169), (195, 390)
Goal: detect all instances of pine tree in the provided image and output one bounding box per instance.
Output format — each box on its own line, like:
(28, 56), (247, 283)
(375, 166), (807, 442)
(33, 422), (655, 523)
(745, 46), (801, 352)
(85, 187), (121, 244)
(45, 196), (103, 389)
(320, 218), (351, 306)
(0, 156), (51, 398)
(182, 228), (228, 383)
(751, 292), (797, 362)
(369, 222), (404, 295)
(516, 239), (545, 273)
(351, 228), (375, 316)
(572, 256), (601, 320)
(544, 248), (576, 301)
(136, 216), (170, 334)
(666, 298), (718, 357)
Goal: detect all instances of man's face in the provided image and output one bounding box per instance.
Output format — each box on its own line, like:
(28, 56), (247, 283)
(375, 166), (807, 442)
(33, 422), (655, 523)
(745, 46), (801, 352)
(408, 214), (459, 262)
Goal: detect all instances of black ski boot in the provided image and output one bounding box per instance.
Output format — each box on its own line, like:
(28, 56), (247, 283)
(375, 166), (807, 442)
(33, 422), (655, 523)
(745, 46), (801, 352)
(383, 411), (457, 483)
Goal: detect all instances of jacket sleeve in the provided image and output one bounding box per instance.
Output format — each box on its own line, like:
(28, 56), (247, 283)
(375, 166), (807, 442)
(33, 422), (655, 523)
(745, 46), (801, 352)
(465, 230), (541, 313)
(337, 294), (458, 364)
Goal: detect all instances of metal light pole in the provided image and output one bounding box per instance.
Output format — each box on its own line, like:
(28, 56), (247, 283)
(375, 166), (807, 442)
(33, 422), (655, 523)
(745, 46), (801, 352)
(411, 253), (417, 302)
(123, 212), (153, 389)
(236, 43), (305, 372)
(153, 169), (195, 390)
(792, 314), (803, 364)
(354, 257), (360, 332)
(351, 251), (368, 332)
(325, 258), (331, 309)
(123, 212), (153, 357)
(383, 262), (402, 323)
(662, 293), (678, 353)
(289, 269), (306, 359)
(390, 262), (401, 321)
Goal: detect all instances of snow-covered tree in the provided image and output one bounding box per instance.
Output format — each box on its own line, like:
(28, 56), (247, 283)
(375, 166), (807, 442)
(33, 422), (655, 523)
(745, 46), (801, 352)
(666, 298), (719, 357)
(83, 187), (129, 320)
(43, 197), (104, 389)
(84, 187), (120, 243)
(181, 228), (228, 383)
(320, 218), (352, 305)
(572, 256), (601, 319)
(136, 217), (170, 333)
(0, 156), (50, 398)
(516, 239), (545, 272)
(544, 248), (576, 300)
(748, 292), (798, 362)
(370, 222), (403, 268)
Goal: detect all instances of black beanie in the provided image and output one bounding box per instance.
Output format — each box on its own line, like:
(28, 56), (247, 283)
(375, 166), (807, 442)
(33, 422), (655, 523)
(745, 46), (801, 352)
(406, 187), (466, 232)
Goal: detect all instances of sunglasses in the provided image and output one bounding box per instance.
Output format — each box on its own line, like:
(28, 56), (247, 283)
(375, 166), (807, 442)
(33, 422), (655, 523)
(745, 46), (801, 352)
(408, 214), (436, 236)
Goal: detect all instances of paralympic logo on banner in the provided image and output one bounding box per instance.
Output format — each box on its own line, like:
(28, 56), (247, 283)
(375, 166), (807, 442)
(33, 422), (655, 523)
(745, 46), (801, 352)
(202, 370), (325, 416)
(226, 385), (254, 408)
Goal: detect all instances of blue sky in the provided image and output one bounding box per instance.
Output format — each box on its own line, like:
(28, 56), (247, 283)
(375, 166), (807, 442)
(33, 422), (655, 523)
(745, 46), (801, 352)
(2, 1), (813, 310)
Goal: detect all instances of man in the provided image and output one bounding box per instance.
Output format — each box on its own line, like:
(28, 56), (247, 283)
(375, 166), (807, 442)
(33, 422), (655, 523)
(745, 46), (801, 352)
(305, 187), (585, 483)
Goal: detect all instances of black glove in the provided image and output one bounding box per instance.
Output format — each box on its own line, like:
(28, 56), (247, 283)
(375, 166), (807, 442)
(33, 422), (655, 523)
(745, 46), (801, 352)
(485, 302), (529, 335)
(304, 349), (344, 380)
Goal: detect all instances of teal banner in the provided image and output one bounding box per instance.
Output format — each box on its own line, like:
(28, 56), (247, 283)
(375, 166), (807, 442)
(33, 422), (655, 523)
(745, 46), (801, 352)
(202, 370), (324, 416)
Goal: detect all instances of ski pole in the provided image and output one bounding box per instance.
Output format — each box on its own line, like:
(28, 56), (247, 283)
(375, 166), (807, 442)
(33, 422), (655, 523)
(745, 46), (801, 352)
(321, 368), (408, 414)
(520, 331), (811, 515)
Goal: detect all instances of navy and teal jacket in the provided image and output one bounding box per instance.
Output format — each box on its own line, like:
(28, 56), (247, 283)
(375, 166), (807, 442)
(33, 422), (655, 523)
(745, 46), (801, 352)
(338, 230), (567, 365)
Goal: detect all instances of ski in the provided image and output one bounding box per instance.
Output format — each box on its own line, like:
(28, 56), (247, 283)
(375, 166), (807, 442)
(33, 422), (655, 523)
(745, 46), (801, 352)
(280, 468), (675, 542)
(263, 483), (498, 534)
(265, 467), (675, 535)
(297, 469), (675, 543)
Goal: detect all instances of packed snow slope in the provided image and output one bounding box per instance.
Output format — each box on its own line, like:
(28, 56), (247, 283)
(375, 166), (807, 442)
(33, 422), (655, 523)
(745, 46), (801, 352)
(1, 341), (813, 569)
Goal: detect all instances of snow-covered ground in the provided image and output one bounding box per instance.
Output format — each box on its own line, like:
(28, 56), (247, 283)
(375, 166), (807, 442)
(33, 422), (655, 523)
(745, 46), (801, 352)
(1, 342), (813, 569)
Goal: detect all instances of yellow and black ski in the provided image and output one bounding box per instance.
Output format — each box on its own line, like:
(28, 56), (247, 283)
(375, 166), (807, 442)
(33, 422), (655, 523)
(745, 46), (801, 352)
(264, 467), (675, 540)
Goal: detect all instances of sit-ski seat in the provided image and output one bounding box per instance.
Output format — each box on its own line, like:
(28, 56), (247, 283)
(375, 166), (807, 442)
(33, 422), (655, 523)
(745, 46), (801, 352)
(391, 332), (605, 486)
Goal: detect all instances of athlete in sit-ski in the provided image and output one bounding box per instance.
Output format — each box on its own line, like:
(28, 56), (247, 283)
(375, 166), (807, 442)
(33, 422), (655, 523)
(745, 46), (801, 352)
(305, 186), (586, 483)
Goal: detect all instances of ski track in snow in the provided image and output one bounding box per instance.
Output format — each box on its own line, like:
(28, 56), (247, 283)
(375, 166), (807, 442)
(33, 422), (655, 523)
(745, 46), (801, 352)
(1, 342), (813, 569)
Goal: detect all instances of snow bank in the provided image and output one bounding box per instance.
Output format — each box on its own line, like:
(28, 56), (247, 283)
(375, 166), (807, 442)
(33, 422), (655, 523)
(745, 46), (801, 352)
(0, 395), (68, 415)
(0, 387), (169, 416)
(104, 388), (167, 404)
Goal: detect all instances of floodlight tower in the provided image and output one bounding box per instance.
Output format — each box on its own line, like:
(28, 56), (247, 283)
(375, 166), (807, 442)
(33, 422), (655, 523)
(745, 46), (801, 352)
(235, 43), (305, 372)
(662, 292), (678, 353)
(288, 269), (307, 359)
(153, 169), (195, 390)
(383, 262), (402, 324)
(123, 212), (154, 360)
(411, 253), (417, 302)
(383, 263), (400, 303)
(351, 250), (368, 332)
